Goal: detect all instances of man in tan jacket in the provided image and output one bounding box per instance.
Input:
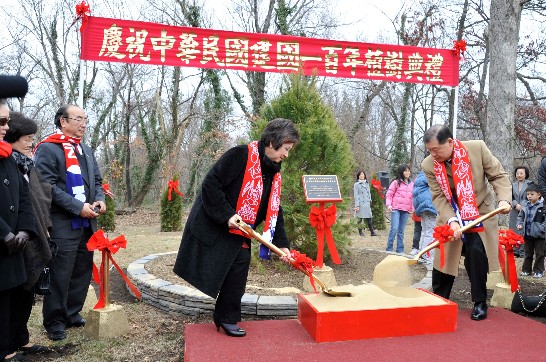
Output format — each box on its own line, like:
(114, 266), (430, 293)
(422, 125), (511, 321)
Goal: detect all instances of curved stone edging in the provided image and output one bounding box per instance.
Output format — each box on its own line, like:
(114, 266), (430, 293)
(127, 252), (298, 317)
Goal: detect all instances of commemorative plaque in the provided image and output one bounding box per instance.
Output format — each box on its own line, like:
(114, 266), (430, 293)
(302, 175), (343, 203)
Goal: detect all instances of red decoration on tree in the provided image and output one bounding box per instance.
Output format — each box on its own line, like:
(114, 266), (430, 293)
(498, 229), (524, 292)
(309, 203), (341, 268)
(167, 179), (184, 201)
(370, 179), (385, 199)
(102, 183), (115, 199)
(453, 39), (467, 60)
(433, 224), (454, 268)
(73, 1), (91, 32)
(290, 250), (317, 292)
(87, 230), (141, 309)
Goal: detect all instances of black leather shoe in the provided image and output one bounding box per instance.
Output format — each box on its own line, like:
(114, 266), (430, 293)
(4, 352), (27, 361)
(213, 319), (246, 337)
(471, 301), (488, 321)
(19, 344), (51, 354)
(67, 318), (86, 328)
(47, 330), (66, 341)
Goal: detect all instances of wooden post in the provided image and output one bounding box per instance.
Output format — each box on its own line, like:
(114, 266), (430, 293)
(102, 250), (111, 308)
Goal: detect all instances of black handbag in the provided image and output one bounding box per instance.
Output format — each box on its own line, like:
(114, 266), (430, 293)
(511, 289), (546, 317)
(33, 267), (52, 295)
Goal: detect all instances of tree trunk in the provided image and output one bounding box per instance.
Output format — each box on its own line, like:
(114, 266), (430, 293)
(485, 0), (523, 179)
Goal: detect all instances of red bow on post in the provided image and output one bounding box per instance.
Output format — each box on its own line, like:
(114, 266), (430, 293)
(167, 179), (184, 201)
(87, 230), (141, 309)
(73, 0), (91, 32)
(290, 250), (317, 292)
(498, 229), (524, 292)
(102, 183), (115, 199)
(309, 203), (341, 268)
(453, 39), (467, 60)
(370, 179), (385, 199)
(432, 224), (455, 268)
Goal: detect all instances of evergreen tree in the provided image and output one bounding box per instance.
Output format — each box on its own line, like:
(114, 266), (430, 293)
(98, 194), (116, 232)
(160, 176), (183, 232)
(252, 74), (356, 261)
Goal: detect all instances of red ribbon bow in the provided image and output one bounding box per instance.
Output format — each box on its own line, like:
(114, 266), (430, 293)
(309, 203), (341, 268)
(498, 229), (524, 292)
(290, 250), (317, 292)
(73, 0), (91, 32)
(453, 39), (467, 60)
(432, 224), (454, 268)
(370, 179), (385, 199)
(86, 230), (141, 309)
(167, 179), (184, 201)
(102, 183), (115, 199)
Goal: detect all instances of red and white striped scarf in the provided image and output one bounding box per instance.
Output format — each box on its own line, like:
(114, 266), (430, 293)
(229, 141), (281, 259)
(433, 139), (483, 232)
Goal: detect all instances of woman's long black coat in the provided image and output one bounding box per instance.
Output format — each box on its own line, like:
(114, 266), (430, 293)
(173, 142), (289, 298)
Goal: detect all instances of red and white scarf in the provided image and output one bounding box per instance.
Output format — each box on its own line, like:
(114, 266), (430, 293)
(36, 130), (88, 229)
(433, 139), (483, 232)
(229, 141), (282, 259)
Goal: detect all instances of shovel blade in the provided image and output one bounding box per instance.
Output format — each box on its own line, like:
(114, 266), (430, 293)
(323, 289), (352, 297)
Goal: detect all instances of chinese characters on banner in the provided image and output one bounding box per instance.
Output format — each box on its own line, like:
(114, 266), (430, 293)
(81, 16), (460, 86)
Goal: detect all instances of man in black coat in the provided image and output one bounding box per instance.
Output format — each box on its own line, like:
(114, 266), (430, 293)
(174, 118), (299, 337)
(34, 104), (105, 341)
(0, 98), (36, 361)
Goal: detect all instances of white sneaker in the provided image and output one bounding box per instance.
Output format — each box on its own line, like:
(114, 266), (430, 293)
(410, 248), (418, 256)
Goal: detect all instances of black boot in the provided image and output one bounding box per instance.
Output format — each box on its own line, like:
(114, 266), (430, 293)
(367, 219), (377, 236)
(432, 268), (455, 300)
(358, 229), (364, 236)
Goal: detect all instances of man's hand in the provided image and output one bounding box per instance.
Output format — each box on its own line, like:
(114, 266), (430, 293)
(498, 200), (512, 214)
(3, 232), (17, 254)
(517, 224), (523, 230)
(227, 214), (242, 229)
(14, 231), (29, 251)
(279, 247), (292, 265)
(92, 200), (107, 214)
(449, 221), (462, 240)
(80, 203), (99, 218)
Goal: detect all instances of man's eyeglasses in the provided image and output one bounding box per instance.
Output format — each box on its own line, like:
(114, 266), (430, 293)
(0, 116), (9, 126)
(63, 116), (87, 123)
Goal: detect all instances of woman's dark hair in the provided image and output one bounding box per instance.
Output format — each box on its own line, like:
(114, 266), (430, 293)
(260, 118), (300, 150)
(356, 171), (367, 181)
(514, 165), (529, 179)
(4, 111), (38, 143)
(396, 164), (411, 184)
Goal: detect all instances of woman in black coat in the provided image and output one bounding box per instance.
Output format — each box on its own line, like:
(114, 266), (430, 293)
(173, 118), (299, 337)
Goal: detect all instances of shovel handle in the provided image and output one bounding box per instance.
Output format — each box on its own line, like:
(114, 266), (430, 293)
(413, 206), (506, 261)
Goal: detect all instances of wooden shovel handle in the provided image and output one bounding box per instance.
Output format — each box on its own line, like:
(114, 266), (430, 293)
(414, 206), (506, 261)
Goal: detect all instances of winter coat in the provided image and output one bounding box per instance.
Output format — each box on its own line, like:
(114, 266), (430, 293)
(0, 155), (36, 291)
(353, 180), (372, 218)
(509, 179), (532, 235)
(412, 171), (437, 217)
(386, 179), (414, 212)
(173, 142), (289, 298)
(516, 198), (546, 239)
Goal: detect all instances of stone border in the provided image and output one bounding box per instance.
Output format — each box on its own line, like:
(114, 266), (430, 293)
(127, 252), (298, 317)
(127, 250), (433, 317)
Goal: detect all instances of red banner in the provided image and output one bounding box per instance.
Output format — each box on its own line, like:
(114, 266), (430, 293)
(81, 16), (460, 86)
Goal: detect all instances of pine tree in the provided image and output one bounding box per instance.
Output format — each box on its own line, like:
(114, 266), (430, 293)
(252, 74), (357, 261)
(98, 194), (116, 232)
(160, 176), (183, 232)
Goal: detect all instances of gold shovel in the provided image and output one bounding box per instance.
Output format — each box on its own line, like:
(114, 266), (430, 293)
(236, 220), (352, 297)
(407, 206), (507, 265)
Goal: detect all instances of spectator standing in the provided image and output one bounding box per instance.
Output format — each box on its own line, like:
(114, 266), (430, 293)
(4, 112), (53, 358)
(34, 104), (106, 341)
(0, 99), (36, 361)
(517, 183), (546, 278)
(410, 213), (421, 255)
(412, 171), (437, 264)
(385, 164), (413, 254)
(353, 171), (377, 237)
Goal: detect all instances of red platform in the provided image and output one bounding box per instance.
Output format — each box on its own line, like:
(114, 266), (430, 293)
(184, 308), (546, 361)
(298, 289), (458, 342)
